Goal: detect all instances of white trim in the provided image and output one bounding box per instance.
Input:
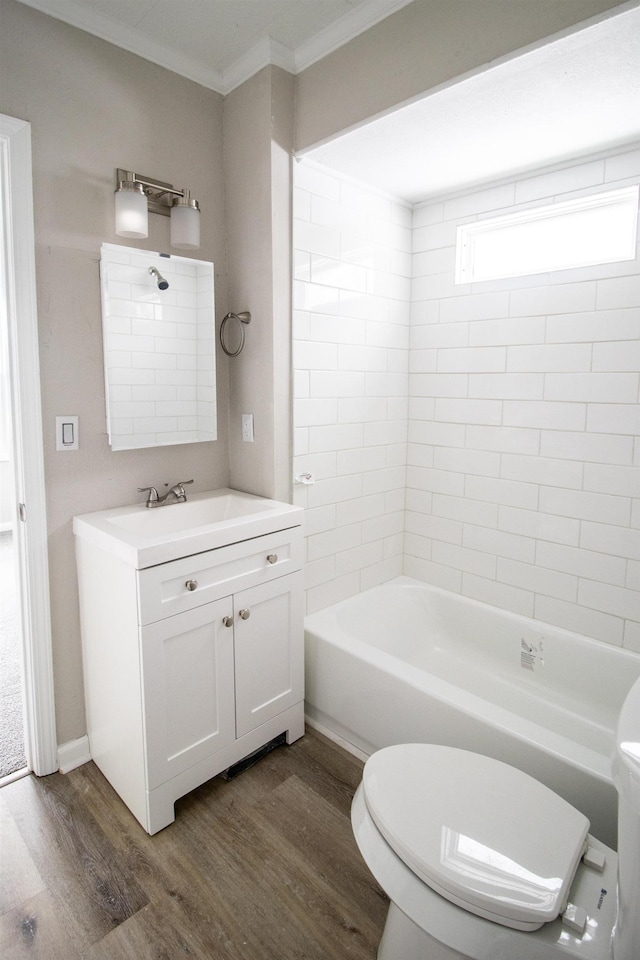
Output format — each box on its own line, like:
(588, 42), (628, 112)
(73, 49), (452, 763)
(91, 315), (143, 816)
(222, 37), (296, 95)
(0, 767), (30, 788)
(58, 735), (91, 774)
(0, 114), (58, 777)
(304, 714), (370, 764)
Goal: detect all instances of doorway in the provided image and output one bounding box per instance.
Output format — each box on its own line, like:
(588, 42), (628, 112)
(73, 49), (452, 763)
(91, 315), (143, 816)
(0, 317), (26, 779)
(0, 113), (57, 779)
(0, 537), (26, 779)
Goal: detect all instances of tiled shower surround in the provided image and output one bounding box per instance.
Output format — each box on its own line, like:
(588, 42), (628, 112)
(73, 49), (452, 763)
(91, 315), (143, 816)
(293, 161), (411, 613)
(293, 147), (640, 651)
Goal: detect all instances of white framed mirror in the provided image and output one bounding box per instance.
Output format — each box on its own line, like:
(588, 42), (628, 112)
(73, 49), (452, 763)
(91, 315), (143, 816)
(100, 243), (216, 451)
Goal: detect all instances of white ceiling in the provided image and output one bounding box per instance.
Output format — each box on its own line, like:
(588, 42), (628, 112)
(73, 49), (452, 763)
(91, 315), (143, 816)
(308, 2), (640, 202)
(17, 0), (414, 93)
(18, 0), (640, 202)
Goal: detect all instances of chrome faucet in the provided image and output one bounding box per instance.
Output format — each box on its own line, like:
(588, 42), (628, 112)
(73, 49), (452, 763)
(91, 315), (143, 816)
(138, 479), (194, 508)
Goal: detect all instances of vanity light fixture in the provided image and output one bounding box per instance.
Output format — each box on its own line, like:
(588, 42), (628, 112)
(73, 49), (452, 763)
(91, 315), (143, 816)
(114, 168), (201, 249)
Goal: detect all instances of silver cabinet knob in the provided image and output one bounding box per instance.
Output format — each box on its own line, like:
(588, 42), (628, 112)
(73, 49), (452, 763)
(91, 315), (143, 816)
(185, 579), (198, 591)
(239, 608), (251, 620)
(222, 615), (234, 628)
(266, 553), (278, 564)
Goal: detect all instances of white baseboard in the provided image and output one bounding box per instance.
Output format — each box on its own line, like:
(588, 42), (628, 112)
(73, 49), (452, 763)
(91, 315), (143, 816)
(58, 735), (91, 774)
(304, 714), (370, 763)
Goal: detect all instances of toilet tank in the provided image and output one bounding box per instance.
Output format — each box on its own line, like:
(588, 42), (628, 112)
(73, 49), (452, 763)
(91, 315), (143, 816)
(613, 676), (640, 960)
(615, 675), (640, 814)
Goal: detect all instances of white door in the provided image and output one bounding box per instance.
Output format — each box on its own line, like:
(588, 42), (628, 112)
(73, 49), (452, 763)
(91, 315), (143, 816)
(234, 572), (304, 739)
(142, 598), (236, 790)
(0, 114), (57, 777)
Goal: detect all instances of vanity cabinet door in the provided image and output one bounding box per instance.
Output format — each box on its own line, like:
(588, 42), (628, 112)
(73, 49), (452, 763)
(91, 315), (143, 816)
(142, 597), (236, 790)
(233, 571), (304, 739)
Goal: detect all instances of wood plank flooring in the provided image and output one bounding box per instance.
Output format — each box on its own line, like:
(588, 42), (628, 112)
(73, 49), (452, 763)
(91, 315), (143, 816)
(0, 728), (388, 959)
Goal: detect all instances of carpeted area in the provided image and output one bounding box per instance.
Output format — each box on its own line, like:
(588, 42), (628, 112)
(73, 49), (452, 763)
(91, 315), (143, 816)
(0, 530), (26, 778)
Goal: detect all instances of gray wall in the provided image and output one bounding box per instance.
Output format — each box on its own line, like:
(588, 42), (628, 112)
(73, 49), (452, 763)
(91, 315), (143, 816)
(0, 0), (229, 743)
(223, 66), (294, 503)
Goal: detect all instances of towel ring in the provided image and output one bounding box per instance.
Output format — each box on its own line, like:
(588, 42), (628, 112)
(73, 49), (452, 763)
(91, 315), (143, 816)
(220, 310), (251, 357)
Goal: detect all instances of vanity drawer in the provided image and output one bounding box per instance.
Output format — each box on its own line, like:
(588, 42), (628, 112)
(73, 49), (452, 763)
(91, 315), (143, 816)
(137, 527), (302, 625)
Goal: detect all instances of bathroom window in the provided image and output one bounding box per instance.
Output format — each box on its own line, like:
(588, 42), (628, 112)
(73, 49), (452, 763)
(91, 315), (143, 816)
(455, 184), (639, 284)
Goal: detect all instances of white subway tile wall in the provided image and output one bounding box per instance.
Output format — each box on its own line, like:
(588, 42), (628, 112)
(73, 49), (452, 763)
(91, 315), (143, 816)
(408, 148), (640, 651)
(101, 245), (216, 450)
(293, 149), (640, 651)
(293, 162), (411, 612)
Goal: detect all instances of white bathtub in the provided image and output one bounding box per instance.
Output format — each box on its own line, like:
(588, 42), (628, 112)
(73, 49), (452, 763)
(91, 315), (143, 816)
(304, 576), (640, 848)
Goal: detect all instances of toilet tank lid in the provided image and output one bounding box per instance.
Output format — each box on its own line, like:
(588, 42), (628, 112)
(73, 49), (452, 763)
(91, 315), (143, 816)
(362, 744), (590, 931)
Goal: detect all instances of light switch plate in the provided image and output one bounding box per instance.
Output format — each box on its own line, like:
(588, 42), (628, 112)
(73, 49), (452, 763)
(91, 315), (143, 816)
(56, 415), (78, 451)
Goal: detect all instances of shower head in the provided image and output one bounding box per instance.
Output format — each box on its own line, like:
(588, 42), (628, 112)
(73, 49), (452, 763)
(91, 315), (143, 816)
(149, 266), (169, 290)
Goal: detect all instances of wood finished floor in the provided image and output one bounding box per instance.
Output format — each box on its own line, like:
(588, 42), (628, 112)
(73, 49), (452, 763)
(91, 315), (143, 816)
(0, 728), (388, 959)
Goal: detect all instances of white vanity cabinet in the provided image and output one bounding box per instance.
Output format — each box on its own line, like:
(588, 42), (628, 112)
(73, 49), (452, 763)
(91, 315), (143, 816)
(140, 568), (303, 794)
(74, 506), (304, 835)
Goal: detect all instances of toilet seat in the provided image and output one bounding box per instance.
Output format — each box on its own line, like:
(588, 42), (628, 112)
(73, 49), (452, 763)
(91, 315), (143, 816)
(362, 744), (590, 932)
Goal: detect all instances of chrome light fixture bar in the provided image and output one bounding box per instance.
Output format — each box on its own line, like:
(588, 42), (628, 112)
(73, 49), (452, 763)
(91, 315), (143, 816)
(114, 168), (200, 249)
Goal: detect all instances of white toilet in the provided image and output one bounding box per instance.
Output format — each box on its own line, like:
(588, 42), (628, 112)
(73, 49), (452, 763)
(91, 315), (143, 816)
(352, 673), (640, 960)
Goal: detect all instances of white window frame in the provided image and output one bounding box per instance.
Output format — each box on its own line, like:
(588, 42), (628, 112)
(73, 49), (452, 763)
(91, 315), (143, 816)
(455, 185), (639, 285)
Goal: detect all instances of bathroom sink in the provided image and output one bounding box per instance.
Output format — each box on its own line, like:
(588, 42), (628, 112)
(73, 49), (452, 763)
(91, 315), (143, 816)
(73, 488), (303, 568)
(108, 492), (278, 536)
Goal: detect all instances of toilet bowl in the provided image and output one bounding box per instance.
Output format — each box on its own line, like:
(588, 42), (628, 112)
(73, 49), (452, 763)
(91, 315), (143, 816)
(352, 674), (640, 960)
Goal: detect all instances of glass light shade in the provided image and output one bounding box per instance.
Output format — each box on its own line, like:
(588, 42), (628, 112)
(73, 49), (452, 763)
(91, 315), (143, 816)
(114, 181), (148, 238)
(171, 198), (200, 249)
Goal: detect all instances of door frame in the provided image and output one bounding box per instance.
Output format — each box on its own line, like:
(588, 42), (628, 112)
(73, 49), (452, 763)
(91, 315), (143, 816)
(1, 113), (57, 776)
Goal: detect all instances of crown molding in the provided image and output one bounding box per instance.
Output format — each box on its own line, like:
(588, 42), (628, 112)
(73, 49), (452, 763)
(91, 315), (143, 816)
(17, 0), (414, 94)
(222, 37), (296, 95)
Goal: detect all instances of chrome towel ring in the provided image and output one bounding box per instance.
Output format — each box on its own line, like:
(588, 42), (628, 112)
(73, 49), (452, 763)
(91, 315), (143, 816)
(220, 310), (251, 357)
